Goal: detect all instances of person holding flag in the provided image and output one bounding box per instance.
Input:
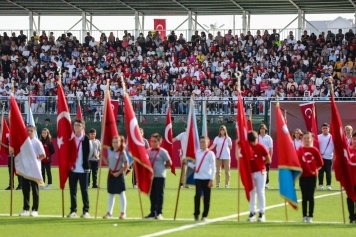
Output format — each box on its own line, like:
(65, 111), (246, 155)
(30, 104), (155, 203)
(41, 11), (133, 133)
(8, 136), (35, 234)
(297, 132), (323, 223)
(347, 132), (356, 223)
(88, 128), (101, 189)
(161, 108), (176, 176)
(193, 136), (216, 221)
(257, 124), (273, 189)
(209, 125), (232, 188)
(102, 136), (128, 219)
(317, 123), (334, 190)
(67, 119), (93, 218)
(131, 128), (150, 189)
(145, 133), (172, 220)
(172, 125), (188, 188)
(247, 131), (271, 222)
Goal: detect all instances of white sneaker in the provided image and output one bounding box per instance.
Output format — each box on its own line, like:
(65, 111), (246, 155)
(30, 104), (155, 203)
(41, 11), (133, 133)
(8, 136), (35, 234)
(326, 185), (332, 190)
(67, 212), (77, 218)
(258, 213), (266, 222)
(247, 213), (256, 222)
(81, 212), (90, 218)
(265, 184), (269, 189)
(30, 211), (38, 217)
(201, 217), (207, 221)
(155, 214), (163, 220)
(318, 185), (323, 190)
(45, 184), (51, 190)
(133, 185), (138, 189)
(302, 216), (308, 222)
(39, 186), (44, 190)
(19, 210), (30, 216)
(307, 217), (313, 223)
(225, 185), (229, 188)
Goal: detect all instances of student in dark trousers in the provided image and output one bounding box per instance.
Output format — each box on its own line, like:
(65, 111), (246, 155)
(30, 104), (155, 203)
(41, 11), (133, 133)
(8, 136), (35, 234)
(19, 125), (46, 217)
(5, 133), (22, 190)
(132, 128), (149, 188)
(347, 132), (356, 223)
(88, 128), (101, 188)
(193, 136), (216, 221)
(297, 132), (323, 223)
(317, 123), (334, 190)
(145, 133), (172, 220)
(39, 128), (55, 190)
(67, 119), (93, 218)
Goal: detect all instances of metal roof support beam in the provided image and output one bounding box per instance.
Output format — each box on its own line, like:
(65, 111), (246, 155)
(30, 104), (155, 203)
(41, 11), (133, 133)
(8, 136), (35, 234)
(116, 0), (139, 12)
(242, 10), (247, 34)
(278, 16), (297, 36)
(86, 19), (103, 34)
(90, 15), (92, 33)
(247, 12), (250, 31)
(288, 0), (301, 10)
(66, 18), (82, 33)
(81, 11), (86, 43)
(188, 11), (192, 41)
(6, 0), (38, 15)
(135, 11), (139, 38)
(61, 0), (91, 16)
(349, 0), (356, 8)
(192, 18), (208, 33)
(174, 18), (188, 31)
(230, 0), (245, 10)
(297, 9), (302, 40)
(172, 0), (191, 11)
(29, 11), (33, 38)
(302, 11), (305, 31)
(38, 15), (41, 33)
(194, 13), (197, 31)
(233, 15), (235, 35)
(142, 15), (145, 33)
(302, 15), (320, 34)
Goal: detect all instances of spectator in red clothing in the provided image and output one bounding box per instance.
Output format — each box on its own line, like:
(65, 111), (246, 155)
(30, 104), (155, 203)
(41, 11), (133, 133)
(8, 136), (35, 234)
(297, 132), (323, 223)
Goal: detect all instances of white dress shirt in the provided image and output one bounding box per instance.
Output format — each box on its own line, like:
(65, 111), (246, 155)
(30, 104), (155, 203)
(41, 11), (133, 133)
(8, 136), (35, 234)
(193, 149), (216, 180)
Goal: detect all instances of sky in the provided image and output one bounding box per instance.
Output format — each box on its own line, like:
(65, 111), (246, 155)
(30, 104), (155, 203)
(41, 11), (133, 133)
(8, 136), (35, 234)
(0, 13), (354, 40)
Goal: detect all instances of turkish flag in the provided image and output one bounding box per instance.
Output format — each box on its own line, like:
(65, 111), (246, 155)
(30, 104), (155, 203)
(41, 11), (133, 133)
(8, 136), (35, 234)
(161, 109), (175, 175)
(76, 103), (82, 119)
(154, 19), (166, 38)
(0, 114), (9, 154)
(110, 100), (119, 119)
(236, 92), (253, 201)
(57, 85), (77, 190)
(124, 94), (153, 195)
(299, 102), (319, 149)
(330, 96), (356, 201)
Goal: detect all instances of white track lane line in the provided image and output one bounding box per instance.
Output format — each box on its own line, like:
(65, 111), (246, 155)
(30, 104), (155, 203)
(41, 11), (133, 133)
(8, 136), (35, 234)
(140, 191), (342, 237)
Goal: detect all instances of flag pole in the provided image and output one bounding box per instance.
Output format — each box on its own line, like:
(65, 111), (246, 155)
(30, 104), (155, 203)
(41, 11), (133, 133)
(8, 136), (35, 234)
(235, 72), (242, 222)
(10, 80), (15, 217)
(328, 77), (346, 224)
(121, 77), (144, 218)
(95, 79), (110, 219)
(249, 103), (252, 127)
(174, 164), (184, 220)
(57, 68), (65, 218)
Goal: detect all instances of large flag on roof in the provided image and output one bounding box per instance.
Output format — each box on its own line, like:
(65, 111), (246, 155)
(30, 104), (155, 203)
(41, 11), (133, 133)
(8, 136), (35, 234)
(330, 95), (356, 202)
(185, 97), (200, 186)
(161, 108), (175, 175)
(277, 103), (302, 209)
(124, 93), (153, 195)
(10, 95), (43, 184)
(0, 112), (9, 154)
(236, 91), (253, 201)
(57, 83), (77, 190)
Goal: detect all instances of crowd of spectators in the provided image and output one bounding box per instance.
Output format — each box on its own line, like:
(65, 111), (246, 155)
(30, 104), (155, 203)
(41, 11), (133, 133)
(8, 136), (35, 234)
(1, 27), (356, 116)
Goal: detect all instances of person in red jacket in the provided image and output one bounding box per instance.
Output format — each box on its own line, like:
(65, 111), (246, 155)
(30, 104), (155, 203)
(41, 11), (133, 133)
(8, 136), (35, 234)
(347, 132), (356, 223)
(297, 132), (324, 223)
(40, 128), (55, 189)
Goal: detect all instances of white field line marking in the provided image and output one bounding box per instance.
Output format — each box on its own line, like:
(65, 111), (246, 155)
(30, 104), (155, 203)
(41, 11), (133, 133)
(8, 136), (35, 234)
(140, 191), (342, 237)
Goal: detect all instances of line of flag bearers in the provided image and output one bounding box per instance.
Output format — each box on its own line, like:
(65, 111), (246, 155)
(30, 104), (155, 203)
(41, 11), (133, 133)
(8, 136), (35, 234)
(4, 77), (356, 224)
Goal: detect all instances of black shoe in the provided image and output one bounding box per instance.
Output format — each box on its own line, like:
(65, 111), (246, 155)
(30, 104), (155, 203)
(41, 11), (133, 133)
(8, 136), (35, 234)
(350, 220), (355, 224)
(92, 185), (98, 188)
(16, 186), (22, 190)
(5, 186), (13, 190)
(145, 213), (156, 219)
(194, 215), (199, 221)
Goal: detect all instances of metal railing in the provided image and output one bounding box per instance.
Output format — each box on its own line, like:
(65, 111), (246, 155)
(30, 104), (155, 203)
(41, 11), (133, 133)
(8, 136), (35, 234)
(1, 27), (355, 44)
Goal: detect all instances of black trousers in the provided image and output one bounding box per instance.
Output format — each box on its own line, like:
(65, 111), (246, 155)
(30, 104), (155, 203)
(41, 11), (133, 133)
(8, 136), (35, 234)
(149, 177), (165, 215)
(266, 164), (270, 184)
(300, 176), (316, 217)
(194, 179), (212, 217)
(22, 177), (39, 211)
(347, 186), (356, 221)
(8, 156), (22, 187)
(89, 160), (99, 187)
(318, 159), (332, 186)
(132, 167), (137, 186)
(41, 162), (52, 185)
(69, 172), (89, 213)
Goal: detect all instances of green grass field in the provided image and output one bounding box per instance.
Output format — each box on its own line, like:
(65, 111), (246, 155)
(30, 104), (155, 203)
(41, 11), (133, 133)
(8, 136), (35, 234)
(0, 167), (354, 237)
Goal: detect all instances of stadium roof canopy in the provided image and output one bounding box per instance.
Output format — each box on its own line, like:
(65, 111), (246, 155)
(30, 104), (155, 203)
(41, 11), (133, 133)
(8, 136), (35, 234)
(1, 0), (356, 16)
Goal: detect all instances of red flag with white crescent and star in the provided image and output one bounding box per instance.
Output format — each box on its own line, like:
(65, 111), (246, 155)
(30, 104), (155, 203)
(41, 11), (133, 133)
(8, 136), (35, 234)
(57, 84), (77, 190)
(124, 94), (153, 195)
(299, 102), (319, 149)
(330, 95), (356, 201)
(161, 108), (175, 175)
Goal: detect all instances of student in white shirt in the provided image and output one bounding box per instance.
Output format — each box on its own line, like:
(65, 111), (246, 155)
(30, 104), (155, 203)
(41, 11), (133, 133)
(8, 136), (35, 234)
(258, 124), (273, 189)
(193, 136), (216, 221)
(209, 125), (232, 188)
(317, 123), (334, 190)
(19, 125), (46, 217)
(292, 129), (303, 151)
(172, 125), (188, 188)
